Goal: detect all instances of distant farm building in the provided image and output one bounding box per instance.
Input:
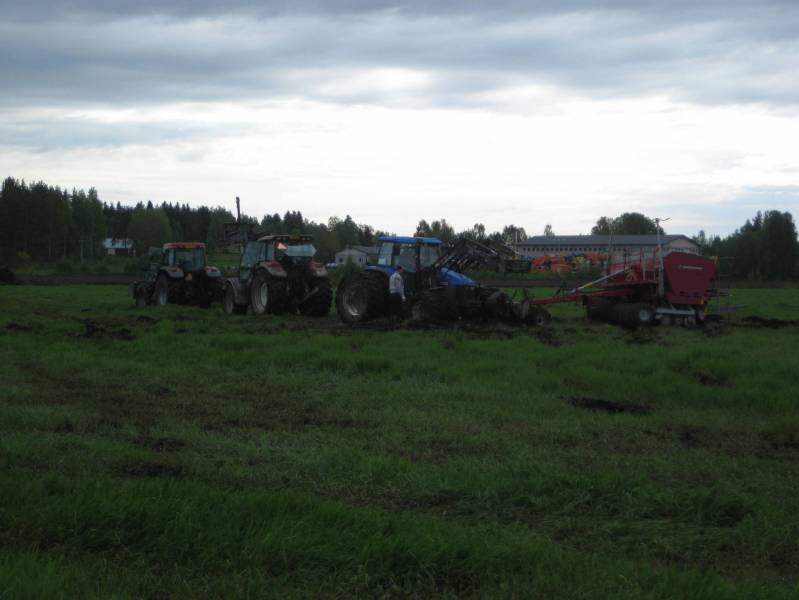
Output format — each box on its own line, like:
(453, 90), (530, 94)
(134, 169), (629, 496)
(102, 238), (134, 256)
(334, 245), (380, 266)
(514, 235), (699, 259)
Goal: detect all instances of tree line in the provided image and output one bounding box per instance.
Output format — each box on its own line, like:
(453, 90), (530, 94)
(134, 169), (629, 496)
(1, 177), (796, 278)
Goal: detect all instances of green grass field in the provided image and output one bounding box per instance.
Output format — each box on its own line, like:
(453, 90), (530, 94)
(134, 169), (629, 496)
(1, 285), (798, 598)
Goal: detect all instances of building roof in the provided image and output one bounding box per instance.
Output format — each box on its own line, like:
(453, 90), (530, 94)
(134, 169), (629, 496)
(352, 245), (380, 254)
(516, 234), (695, 247)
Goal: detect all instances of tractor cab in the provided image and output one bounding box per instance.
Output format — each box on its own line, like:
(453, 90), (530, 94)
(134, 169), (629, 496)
(372, 236), (442, 272)
(163, 242), (207, 272)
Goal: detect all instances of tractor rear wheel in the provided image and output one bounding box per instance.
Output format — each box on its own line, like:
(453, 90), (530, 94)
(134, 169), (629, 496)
(134, 284), (149, 308)
(250, 271), (287, 315)
(300, 278), (333, 317)
(154, 275), (171, 306)
(336, 272), (386, 323)
(224, 283), (247, 315)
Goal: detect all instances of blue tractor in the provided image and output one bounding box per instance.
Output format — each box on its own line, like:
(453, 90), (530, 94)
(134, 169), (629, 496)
(335, 236), (548, 325)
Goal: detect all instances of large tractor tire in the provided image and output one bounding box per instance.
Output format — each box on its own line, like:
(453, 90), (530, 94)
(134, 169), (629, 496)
(300, 278), (333, 317)
(134, 284), (149, 308)
(154, 275), (172, 306)
(336, 272), (387, 323)
(223, 283), (247, 315)
(250, 270), (287, 315)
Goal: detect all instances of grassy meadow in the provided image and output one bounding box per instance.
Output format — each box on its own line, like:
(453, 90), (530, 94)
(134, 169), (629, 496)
(1, 284), (798, 598)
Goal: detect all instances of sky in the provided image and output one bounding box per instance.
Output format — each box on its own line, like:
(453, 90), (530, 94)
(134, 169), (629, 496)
(1, 1), (798, 238)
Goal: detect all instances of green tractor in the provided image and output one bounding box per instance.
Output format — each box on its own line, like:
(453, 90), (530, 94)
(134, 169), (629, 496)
(222, 234), (332, 316)
(131, 242), (223, 307)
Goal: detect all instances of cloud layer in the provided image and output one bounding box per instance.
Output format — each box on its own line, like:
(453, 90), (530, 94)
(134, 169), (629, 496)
(3, 1), (798, 110)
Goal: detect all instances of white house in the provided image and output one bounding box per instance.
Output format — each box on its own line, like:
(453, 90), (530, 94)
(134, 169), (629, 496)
(334, 245), (380, 266)
(102, 238), (135, 256)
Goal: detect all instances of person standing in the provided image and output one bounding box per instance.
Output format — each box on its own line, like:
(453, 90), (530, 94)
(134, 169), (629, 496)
(389, 265), (405, 321)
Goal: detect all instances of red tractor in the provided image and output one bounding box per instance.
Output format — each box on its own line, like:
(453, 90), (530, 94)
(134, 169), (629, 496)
(131, 242), (223, 307)
(222, 234), (332, 316)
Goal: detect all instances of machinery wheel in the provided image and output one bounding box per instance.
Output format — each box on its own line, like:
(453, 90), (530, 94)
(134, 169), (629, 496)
(154, 275), (171, 306)
(630, 303), (655, 326)
(409, 291), (448, 323)
(223, 283), (247, 315)
(250, 271), (287, 315)
(134, 285), (149, 308)
(335, 272), (386, 323)
(300, 278), (333, 317)
(529, 307), (551, 327)
(485, 290), (512, 320)
(586, 297), (614, 321)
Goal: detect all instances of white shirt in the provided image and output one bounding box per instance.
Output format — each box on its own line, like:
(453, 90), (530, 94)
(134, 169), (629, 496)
(389, 271), (405, 301)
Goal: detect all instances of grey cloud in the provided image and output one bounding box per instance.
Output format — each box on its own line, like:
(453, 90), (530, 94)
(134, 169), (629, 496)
(0, 113), (242, 151)
(1, 1), (798, 114)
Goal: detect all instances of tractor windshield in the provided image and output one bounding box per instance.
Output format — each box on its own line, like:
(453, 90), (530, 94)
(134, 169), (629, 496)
(283, 243), (316, 257)
(378, 242), (442, 271)
(173, 248), (206, 270)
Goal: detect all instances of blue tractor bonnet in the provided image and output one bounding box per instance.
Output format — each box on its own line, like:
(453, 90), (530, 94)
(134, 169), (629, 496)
(438, 268), (476, 287)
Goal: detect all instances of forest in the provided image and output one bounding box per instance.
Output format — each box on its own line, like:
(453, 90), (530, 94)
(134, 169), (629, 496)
(1, 176), (796, 279)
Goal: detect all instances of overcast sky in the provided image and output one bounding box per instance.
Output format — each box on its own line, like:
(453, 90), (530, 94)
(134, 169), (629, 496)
(2, 0), (798, 237)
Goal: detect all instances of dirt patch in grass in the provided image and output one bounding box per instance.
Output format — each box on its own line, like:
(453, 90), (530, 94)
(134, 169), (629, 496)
(113, 461), (187, 478)
(740, 316), (799, 329)
(693, 369), (725, 386)
(133, 435), (186, 453)
(74, 318), (135, 341)
(672, 425), (705, 447)
(625, 328), (663, 345)
(568, 397), (653, 415)
(5, 322), (34, 332)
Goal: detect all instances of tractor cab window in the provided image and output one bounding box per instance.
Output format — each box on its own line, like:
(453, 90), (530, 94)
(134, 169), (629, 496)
(377, 241), (440, 271)
(419, 244), (440, 268)
(377, 243), (394, 266)
(242, 241), (265, 268)
(173, 248), (205, 270)
(396, 244), (417, 271)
